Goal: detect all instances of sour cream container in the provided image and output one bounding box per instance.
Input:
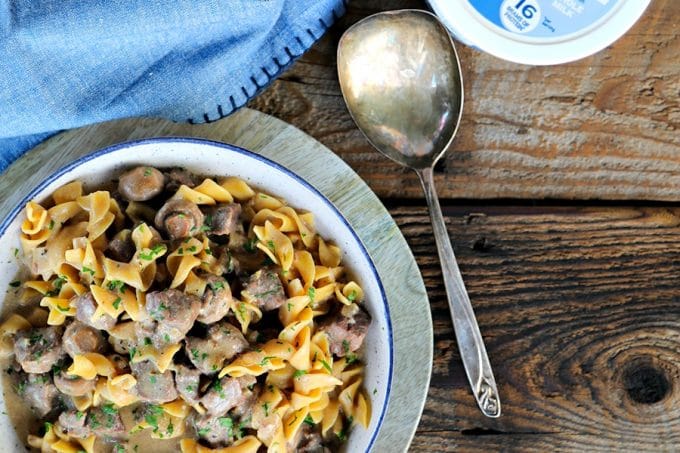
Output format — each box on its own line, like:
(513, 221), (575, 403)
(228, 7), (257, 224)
(427, 0), (651, 65)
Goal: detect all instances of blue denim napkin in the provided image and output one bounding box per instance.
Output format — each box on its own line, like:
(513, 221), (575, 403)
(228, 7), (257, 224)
(0, 0), (346, 172)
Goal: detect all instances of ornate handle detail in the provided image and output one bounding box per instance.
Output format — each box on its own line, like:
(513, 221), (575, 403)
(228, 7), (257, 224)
(418, 166), (501, 418)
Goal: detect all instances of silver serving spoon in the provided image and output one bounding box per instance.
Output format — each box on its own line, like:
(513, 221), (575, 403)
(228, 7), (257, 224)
(337, 9), (501, 418)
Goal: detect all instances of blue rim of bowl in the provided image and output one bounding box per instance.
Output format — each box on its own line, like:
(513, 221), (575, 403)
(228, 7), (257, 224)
(0, 136), (393, 453)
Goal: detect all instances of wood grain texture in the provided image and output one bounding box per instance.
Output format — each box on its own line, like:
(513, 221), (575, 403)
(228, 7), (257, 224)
(248, 0), (680, 201)
(394, 205), (680, 451)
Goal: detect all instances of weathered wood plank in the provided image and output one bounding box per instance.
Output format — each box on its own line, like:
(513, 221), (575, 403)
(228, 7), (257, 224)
(393, 205), (680, 450)
(249, 0), (680, 201)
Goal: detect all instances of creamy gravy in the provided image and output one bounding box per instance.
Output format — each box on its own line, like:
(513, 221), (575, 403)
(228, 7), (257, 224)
(0, 284), (184, 452)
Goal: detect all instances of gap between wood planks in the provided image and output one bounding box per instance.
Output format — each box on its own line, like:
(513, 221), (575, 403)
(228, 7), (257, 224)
(382, 198), (680, 211)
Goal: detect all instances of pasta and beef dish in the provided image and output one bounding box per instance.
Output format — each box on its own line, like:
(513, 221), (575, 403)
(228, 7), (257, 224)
(0, 166), (371, 452)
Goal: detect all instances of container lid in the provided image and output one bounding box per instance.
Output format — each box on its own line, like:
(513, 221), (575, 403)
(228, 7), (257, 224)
(428, 0), (650, 65)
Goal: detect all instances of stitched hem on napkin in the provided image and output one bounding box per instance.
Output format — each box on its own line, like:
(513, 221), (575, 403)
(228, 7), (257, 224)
(187, 0), (347, 125)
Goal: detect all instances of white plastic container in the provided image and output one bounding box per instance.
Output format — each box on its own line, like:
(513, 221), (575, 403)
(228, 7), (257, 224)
(428, 0), (651, 65)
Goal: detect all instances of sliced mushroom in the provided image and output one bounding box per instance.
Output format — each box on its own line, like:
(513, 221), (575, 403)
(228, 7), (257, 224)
(118, 166), (165, 201)
(62, 321), (106, 358)
(154, 199), (204, 240)
(54, 372), (96, 397)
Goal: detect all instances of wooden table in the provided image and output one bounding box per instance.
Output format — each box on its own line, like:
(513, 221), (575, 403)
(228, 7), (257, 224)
(248, 0), (680, 451)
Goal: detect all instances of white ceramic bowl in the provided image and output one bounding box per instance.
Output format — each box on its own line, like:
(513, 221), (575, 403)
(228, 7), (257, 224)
(0, 138), (393, 452)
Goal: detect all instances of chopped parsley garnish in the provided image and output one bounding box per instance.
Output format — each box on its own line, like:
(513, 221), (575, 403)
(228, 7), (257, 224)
(144, 405), (164, 430)
(191, 348), (200, 361)
(262, 401), (270, 416)
(209, 281), (224, 292)
(107, 280), (125, 292)
(81, 266), (95, 276)
(342, 340), (350, 354)
(185, 384), (195, 392)
(112, 297), (122, 310)
(320, 359), (332, 373)
(150, 375), (157, 384)
(89, 413), (101, 428)
(243, 237), (258, 253)
(259, 356), (275, 367)
(44, 421), (53, 433)
(9, 280), (21, 288)
(260, 194), (268, 199)
(202, 352), (208, 361)
(143, 167), (153, 177)
(219, 417), (233, 436)
(373, 388), (378, 395)
(166, 420), (174, 436)
(236, 417), (250, 439)
(213, 381), (226, 398)
(15, 381), (26, 395)
(267, 240), (275, 251)
(236, 302), (247, 320)
(197, 427), (211, 437)
(144, 337), (152, 346)
(12, 248), (19, 258)
(129, 347), (138, 360)
(346, 353), (358, 365)
(163, 333), (171, 343)
(303, 414), (315, 426)
(308, 287), (316, 303)
(347, 290), (357, 302)
(255, 289), (279, 298)
(48, 220), (55, 230)
(139, 244), (165, 260)
(102, 403), (117, 416)
(293, 369), (307, 379)
(29, 332), (43, 345)
(53, 275), (67, 290)
(287, 302), (292, 312)
(114, 445), (125, 453)
(76, 411), (85, 420)
(56, 304), (71, 313)
(178, 248), (184, 255)
(187, 245), (197, 253)
(204, 248), (212, 256)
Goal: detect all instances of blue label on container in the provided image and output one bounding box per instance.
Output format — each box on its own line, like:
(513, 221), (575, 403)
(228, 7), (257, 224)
(467, 0), (620, 38)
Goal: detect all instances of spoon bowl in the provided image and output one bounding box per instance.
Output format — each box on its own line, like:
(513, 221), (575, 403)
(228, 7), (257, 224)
(337, 10), (463, 169)
(338, 9), (501, 418)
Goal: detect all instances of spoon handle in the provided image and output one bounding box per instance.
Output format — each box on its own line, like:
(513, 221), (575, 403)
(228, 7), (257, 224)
(417, 166), (501, 418)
